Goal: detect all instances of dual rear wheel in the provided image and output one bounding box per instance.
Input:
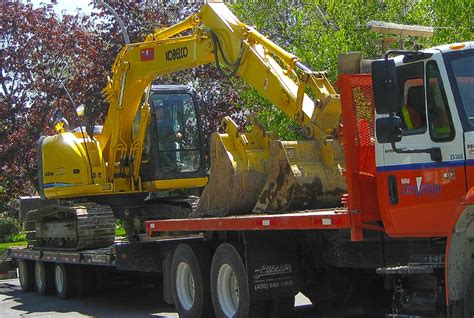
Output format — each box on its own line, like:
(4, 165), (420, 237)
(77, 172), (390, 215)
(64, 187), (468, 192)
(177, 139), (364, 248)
(170, 243), (294, 318)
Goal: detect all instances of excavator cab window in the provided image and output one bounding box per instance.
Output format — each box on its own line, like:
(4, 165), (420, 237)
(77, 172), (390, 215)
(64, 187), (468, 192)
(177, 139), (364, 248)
(142, 89), (205, 182)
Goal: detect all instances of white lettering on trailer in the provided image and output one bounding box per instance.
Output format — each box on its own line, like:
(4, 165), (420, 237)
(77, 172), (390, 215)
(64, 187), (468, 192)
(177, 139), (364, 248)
(262, 220), (270, 226)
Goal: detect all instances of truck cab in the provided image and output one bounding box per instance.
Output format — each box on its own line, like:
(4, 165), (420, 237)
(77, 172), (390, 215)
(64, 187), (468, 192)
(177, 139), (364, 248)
(374, 42), (473, 237)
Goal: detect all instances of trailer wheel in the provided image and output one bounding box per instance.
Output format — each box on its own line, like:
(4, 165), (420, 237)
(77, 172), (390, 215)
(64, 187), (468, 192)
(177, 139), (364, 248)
(211, 243), (268, 318)
(54, 263), (76, 299)
(171, 243), (214, 318)
(75, 266), (96, 297)
(18, 260), (35, 291)
(34, 261), (54, 295)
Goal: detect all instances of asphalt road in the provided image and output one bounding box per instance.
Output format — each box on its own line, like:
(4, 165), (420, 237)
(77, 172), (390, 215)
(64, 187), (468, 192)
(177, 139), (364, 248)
(0, 278), (325, 318)
(0, 277), (375, 317)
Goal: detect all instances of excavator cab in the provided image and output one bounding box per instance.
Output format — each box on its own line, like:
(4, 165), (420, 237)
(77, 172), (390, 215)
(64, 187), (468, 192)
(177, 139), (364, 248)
(138, 85), (207, 186)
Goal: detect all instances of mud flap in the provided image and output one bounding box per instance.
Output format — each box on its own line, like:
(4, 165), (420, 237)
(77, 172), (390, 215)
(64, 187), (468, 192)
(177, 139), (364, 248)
(243, 232), (300, 300)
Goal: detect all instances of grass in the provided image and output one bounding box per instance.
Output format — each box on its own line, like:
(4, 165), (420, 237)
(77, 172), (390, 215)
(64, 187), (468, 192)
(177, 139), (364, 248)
(0, 240), (27, 253)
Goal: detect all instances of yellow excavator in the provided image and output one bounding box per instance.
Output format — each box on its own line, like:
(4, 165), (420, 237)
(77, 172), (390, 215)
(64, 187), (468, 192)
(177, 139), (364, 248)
(25, 1), (345, 250)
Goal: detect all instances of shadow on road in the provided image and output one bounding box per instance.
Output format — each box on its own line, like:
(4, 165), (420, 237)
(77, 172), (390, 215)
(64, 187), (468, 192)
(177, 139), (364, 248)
(0, 279), (176, 318)
(1, 279), (376, 318)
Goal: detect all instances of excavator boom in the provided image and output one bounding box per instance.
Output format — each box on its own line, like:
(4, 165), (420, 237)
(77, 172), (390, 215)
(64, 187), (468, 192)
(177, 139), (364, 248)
(41, 1), (346, 219)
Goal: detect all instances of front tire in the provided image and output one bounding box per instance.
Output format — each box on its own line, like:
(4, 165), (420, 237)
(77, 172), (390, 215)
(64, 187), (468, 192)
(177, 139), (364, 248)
(35, 261), (54, 295)
(18, 260), (35, 291)
(465, 270), (474, 318)
(171, 243), (214, 318)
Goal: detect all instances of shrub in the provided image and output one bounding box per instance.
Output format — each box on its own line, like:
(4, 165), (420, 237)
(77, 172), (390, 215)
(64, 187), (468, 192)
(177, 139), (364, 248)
(0, 215), (21, 242)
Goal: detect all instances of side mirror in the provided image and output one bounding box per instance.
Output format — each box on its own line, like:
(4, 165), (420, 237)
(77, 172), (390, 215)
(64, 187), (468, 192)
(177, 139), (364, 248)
(376, 116), (402, 144)
(372, 59), (401, 114)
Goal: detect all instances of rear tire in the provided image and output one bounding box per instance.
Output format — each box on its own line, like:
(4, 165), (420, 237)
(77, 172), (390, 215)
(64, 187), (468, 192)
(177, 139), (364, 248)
(54, 263), (76, 299)
(171, 243), (214, 318)
(35, 261), (54, 295)
(211, 243), (269, 318)
(18, 260), (35, 291)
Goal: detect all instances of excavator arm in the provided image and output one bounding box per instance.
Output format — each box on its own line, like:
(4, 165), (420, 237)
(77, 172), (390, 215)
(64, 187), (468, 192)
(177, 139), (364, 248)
(101, 1), (341, 178)
(74, 1), (346, 214)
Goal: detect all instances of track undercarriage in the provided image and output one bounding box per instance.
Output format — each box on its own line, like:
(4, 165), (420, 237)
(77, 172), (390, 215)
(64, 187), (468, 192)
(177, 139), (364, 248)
(25, 202), (115, 251)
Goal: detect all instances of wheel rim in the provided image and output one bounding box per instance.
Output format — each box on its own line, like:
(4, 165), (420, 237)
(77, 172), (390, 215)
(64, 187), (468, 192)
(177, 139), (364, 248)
(217, 263), (240, 317)
(55, 265), (64, 294)
(19, 261), (27, 287)
(35, 262), (44, 290)
(176, 262), (195, 310)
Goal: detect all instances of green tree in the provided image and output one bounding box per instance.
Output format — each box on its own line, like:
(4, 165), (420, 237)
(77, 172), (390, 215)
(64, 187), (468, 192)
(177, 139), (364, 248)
(231, 0), (473, 138)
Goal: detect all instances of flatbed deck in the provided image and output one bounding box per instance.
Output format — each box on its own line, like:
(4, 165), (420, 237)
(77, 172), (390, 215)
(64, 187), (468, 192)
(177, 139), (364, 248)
(146, 208), (350, 235)
(9, 246), (117, 266)
(7, 235), (203, 270)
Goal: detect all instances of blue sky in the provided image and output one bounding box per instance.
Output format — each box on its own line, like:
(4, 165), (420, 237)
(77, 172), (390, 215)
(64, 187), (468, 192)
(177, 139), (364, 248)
(29, 0), (96, 15)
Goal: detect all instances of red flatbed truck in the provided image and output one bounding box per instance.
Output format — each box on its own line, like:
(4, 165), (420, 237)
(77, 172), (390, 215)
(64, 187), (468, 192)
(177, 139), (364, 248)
(5, 45), (474, 318)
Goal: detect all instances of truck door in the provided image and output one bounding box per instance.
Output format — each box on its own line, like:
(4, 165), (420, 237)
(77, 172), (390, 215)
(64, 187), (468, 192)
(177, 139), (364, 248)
(376, 55), (466, 237)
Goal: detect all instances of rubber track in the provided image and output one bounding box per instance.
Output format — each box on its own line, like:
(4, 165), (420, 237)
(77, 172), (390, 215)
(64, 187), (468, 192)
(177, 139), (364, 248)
(26, 202), (115, 251)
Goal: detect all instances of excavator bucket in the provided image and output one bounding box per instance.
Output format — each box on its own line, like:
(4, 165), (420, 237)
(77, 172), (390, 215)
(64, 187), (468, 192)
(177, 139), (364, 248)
(253, 140), (346, 213)
(194, 117), (272, 217)
(194, 117), (346, 217)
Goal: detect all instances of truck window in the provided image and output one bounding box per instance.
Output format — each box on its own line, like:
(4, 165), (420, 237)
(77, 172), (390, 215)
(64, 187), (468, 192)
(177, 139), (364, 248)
(426, 61), (455, 142)
(445, 50), (474, 128)
(396, 62), (427, 134)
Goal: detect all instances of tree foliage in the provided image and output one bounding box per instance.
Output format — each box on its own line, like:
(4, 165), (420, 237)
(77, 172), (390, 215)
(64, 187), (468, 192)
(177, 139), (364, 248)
(1, 2), (106, 215)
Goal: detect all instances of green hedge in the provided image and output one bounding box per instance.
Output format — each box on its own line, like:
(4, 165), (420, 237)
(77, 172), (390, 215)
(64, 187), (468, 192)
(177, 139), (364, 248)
(0, 216), (21, 242)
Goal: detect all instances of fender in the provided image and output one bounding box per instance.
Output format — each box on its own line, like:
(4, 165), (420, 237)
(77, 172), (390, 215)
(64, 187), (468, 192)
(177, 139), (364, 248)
(445, 195), (474, 317)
